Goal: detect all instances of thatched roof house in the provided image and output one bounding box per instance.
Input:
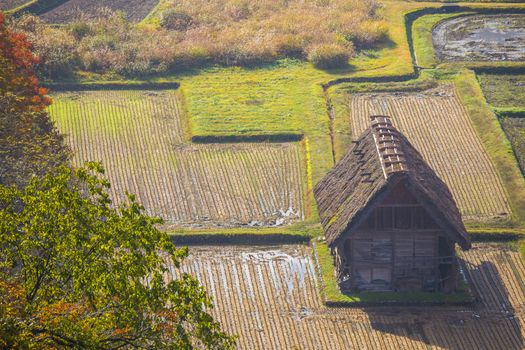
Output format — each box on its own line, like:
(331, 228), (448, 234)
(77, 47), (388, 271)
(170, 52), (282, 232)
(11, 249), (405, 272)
(314, 116), (471, 292)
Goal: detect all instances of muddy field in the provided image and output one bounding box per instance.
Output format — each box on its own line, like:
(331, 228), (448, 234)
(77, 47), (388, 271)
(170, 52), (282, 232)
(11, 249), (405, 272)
(0, 0), (29, 10)
(173, 244), (525, 350)
(39, 0), (159, 23)
(172, 243), (525, 349)
(348, 85), (511, 223)
(49, 90), (305, 227)
(433, 15), (525, 61)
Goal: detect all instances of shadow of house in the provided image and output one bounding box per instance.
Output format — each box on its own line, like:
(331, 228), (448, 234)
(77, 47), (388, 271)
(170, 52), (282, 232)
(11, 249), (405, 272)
(365, 258), (523, 350)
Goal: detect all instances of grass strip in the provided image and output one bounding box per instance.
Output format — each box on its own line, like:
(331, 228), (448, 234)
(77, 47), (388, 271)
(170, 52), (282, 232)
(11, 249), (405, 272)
(167, 224), (320, 245)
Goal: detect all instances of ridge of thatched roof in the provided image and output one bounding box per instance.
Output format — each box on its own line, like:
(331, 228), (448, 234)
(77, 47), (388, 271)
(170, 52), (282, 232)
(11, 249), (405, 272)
(314, 116), (470, 249)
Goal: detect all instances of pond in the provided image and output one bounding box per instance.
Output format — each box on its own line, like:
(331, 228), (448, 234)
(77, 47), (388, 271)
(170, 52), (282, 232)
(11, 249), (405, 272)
(432, 14), (525, 61)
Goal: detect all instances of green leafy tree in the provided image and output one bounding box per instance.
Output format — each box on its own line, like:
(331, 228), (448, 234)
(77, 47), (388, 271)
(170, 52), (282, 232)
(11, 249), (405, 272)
(0, 163), (236, 349)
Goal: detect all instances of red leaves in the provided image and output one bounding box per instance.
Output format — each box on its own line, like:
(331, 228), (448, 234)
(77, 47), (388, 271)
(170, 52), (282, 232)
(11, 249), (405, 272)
(0, 12), (49, 110)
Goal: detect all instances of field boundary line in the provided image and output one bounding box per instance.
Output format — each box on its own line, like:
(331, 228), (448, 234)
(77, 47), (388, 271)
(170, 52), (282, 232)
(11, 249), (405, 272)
(45, 82), (180, 91)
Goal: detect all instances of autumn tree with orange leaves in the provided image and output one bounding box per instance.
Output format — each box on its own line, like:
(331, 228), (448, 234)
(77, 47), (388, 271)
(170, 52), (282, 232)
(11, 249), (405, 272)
(0, 12), (67, 187)
(0, 12), (234, 349)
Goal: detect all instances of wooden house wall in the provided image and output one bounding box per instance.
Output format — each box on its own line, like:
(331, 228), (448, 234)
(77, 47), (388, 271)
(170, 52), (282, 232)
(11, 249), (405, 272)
(334, 182), (457, 292)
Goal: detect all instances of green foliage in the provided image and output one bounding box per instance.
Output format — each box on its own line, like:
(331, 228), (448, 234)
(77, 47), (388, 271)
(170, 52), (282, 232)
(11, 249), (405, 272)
(0, 164), (235, 349)
(307, 44), (352, 70)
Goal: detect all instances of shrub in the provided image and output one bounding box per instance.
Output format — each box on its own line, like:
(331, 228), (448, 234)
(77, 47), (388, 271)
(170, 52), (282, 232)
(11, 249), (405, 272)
(160, 9), (193, 31)
(345, 20), (389, 49)
(274, 35), (305, 58)
(9, 0), (388, 77)
(69, 22), (91, 40)
(307, 43), (353, 69)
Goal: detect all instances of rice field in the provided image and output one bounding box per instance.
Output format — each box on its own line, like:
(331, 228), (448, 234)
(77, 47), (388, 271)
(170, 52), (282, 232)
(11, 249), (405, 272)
(172, 244), (525, 350)
(39, 0), (159, 23)
(477, 73), (525, 108)
(0, 0), (29, 10)
(172, 243), (525, 349)
(48, 90), (306, 227)
(501, 118), (525, 176)
(348, 85), (511, 222)
(432, 15), (525, 62)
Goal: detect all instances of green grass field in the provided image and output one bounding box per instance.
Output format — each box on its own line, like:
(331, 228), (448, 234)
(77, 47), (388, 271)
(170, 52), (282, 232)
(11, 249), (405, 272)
(174, 60), (336, 191)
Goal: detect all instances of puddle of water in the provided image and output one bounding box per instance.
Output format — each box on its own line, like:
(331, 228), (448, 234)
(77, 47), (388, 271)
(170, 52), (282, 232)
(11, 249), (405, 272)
(433, 15), (525, 61)
(186, 245), (313, 300)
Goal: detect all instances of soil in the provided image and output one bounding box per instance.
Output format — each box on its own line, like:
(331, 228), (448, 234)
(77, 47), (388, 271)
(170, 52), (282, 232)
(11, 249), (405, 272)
(39, 0), (159, 23)
(433, 15), (525, 61)
(0, 0), (29, 10)
(173, 243), (525, 349)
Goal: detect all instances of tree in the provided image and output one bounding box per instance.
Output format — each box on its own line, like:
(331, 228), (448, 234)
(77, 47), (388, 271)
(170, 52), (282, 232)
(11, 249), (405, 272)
(0, 163), (236, 349)
(0, 12), (50, 111)
(0, 12), (68, 187)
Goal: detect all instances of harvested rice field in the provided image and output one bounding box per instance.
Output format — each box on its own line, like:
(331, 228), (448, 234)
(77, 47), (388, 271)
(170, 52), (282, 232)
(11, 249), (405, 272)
(433, 15), (525, 62)
(0, 0), (29, 10)
(39, 0), (159, 23)
(477, 73), (525, 108)
(348, 85), (511, 222)
(171, 243), (525, 350)
(501, 117), (525, 175)
(48, 90), (306, 227)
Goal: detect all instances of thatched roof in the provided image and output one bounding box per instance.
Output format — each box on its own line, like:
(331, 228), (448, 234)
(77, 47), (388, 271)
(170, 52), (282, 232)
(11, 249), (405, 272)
(314, 116), (471, 249)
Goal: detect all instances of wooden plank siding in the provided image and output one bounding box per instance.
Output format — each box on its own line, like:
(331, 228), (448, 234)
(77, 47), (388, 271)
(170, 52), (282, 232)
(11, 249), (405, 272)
(347, 229), (445, 292)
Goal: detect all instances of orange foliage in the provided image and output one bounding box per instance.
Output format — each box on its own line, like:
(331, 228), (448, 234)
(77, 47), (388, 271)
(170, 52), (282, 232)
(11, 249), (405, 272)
(0, 12), (50, 110)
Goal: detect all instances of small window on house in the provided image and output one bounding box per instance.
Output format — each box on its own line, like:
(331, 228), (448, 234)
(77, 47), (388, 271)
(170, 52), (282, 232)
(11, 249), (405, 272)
(394, 207), (411, 229)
